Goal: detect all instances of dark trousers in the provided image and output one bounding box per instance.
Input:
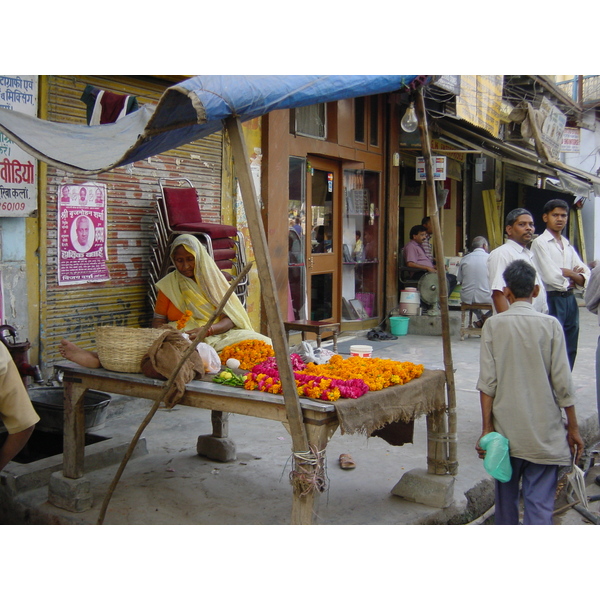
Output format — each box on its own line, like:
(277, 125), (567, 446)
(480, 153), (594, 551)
(547, 293), (579, 370)
(495, 457), (559, 525)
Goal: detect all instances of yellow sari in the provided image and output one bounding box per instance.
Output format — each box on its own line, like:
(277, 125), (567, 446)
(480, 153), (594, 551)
(155, 234), (272, 352)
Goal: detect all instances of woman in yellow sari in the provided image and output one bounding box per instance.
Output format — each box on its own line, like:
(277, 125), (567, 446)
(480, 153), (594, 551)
(59, 234), (271, 367)
(152, 234), (271, 352)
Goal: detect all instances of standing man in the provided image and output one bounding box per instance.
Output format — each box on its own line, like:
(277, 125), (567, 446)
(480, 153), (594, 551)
(0, 343), (39, 471)
(531, 199), (589, 370)
(476, 260), (583, 525)
(457, 236), (493, 328)
(421, 216), (434, 262)
(487, 208), (547, 314)
(584, 263), (600, 461)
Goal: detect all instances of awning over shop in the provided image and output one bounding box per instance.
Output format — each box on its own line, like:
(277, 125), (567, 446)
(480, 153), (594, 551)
(0, 75), (426, 175)
(436, 117), (600, 199)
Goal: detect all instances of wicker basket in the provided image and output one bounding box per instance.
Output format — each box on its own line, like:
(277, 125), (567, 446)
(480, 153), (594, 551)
(96, 326), (166, 373)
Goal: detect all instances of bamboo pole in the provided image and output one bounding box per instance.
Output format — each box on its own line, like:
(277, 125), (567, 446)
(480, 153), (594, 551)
(96, 262), (253, 524)
(226, 117), (323, 524)
(415, 89), (458, 476)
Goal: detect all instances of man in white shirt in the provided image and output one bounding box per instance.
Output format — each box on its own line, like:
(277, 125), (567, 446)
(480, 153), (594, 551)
(457, 236), (492, 327)
(531, 199), (589, 370)
(487, 208), (548, 315)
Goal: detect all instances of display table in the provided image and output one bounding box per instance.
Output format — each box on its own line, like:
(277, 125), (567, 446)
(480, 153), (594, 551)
(51, 361), (447, 522)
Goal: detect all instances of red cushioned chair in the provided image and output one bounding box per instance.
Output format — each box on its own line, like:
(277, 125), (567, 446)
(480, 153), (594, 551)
(149, 178), (249, 308)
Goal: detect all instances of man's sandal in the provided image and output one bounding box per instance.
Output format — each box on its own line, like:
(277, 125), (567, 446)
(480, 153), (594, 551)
(339, 453), (356, 469)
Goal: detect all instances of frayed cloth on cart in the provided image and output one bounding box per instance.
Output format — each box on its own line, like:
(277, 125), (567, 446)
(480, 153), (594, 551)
(333, 369), (446, 438)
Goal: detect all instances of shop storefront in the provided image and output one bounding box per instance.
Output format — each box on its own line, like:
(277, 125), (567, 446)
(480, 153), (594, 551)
(263, 97), (388, 332)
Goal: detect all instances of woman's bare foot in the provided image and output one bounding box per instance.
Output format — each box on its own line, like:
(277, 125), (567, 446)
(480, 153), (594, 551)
(59, 339), (101, 368)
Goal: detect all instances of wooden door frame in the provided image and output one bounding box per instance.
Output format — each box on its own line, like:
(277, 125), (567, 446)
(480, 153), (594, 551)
(305, 155), (341, 323)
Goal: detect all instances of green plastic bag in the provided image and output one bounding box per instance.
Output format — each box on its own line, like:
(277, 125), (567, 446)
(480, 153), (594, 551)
(479, 432), (512, 483)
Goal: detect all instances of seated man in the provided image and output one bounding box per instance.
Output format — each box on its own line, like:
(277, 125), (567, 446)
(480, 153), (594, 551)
(457, 236), (493, 328)
(0, 343), (40, 471)
(403, 224), (457, 295)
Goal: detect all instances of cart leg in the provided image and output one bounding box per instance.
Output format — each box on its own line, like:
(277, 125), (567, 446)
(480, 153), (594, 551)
(48, 381), (93, 512)
(426, 407), (448, 475)
(196, 410), (237, 462)
(287, 416), (338, 525)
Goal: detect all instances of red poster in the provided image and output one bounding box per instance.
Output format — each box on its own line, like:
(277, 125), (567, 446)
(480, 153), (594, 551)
(57, 183), (110, 285)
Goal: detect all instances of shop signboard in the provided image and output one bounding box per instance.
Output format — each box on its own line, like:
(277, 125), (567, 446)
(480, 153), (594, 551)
(0, 76), (38, 217)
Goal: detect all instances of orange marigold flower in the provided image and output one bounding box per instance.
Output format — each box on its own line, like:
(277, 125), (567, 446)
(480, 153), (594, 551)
(176, 310), (193, 330)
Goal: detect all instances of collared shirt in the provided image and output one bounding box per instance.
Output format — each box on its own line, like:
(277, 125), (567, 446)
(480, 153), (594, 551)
(0, 344), (39, 435)
(584, 263), (600, 326)
(477, 301), (573, 466)
(487, 239), (548, 314)
(422, 234), (433, 261)
(531, 228), (590, 292)
(457, 248), (492, 304)
(403, 239), (434, 269)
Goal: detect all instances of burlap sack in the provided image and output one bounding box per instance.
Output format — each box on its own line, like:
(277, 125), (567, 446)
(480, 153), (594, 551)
(141, 330), (205, 408)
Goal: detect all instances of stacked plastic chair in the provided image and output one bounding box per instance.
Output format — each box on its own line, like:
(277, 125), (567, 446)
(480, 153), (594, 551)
(149, 178), (249, 309)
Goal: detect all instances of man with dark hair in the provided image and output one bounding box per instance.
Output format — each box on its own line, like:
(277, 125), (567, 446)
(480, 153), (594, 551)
(476, 259), (583, 525)
(531, 198), (589, 369)
(403, 224), (457, 295)
(487, 207), (547, 314)
(403, 225), (435, 274)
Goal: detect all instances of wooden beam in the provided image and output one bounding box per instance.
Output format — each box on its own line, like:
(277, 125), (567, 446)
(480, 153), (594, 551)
(415, 89), (458, 476)
(224, 117), (310, 454)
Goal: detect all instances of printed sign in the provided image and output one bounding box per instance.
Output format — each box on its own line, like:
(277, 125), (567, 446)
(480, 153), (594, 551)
(561, 127), (580, 154)
(57, 183), (110, 286)
(0, 76), (38, 217)
(416, 156), (447, 181)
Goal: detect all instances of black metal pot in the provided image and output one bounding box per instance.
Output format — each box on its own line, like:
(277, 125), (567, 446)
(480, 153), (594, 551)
(29, 387), (111, 433)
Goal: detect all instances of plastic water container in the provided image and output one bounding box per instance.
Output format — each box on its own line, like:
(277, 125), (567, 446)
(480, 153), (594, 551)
(350, 345), (373, 358)
(389, 316), (409, 336)
(399, 287), (420, 315)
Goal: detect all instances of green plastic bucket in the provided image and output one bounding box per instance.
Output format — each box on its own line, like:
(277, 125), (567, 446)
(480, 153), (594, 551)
(389, 316), (409, 336)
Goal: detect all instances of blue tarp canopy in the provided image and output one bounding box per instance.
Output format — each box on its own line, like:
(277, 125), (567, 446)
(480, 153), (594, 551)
(0, 75), (426, 174)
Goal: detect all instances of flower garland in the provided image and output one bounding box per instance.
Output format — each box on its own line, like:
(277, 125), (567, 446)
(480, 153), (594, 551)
(219, 339), (275, 370)
(302, 354), (424, 392)
(242, 353), (423, 401)
(176, 310), (193, 330)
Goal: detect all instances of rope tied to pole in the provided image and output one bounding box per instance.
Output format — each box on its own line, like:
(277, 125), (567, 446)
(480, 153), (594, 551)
(289, 444), (327, 497)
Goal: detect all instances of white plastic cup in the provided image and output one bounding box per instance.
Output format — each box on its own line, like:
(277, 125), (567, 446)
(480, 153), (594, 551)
(350, 344), (373, 358)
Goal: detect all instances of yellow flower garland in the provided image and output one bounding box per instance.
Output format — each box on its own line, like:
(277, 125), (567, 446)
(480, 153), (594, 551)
(219, 340), (275, 370)
(301, 355), (424, 392)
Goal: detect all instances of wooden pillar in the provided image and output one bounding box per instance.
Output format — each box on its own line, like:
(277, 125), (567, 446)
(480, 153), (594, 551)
(62, 379), (88, 479)
(415, 90), (458, 476)
(226, 116), (321, 523)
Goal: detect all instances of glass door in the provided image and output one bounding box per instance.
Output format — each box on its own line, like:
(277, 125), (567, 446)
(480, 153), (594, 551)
(342, 169), (380, 321)
(306, 157), (340, 322)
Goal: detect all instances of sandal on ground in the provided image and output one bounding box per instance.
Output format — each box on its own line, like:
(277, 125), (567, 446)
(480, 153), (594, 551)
(339, 453), (356, 470)
(473, 320), (484, 329)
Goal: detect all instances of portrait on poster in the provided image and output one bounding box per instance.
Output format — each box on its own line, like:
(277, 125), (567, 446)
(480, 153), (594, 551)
(57, 183), (110, 286)
(70, 215), (95, 253)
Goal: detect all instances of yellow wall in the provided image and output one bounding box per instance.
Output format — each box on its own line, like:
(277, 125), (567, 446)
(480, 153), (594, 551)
(221, 118), (263, 331)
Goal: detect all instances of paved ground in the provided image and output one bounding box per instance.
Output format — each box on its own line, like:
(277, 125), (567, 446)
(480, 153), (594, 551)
(2, 305), (600, 527)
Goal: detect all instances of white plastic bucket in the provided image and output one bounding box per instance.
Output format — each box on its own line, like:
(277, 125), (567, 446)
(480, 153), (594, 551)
(350, 344), (373, 358)
(399, 287), (420, 315)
